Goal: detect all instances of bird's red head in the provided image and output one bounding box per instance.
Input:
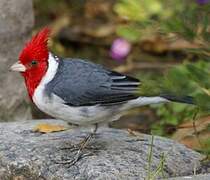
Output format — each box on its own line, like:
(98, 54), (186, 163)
(10, 28), (51, 98)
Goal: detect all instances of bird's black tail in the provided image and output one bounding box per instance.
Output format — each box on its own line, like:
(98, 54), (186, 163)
(160, 94), (195, 105)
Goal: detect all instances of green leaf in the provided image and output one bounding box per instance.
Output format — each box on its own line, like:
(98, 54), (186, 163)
(114, 0), (147, 21)
(116, 25), (141, 42)
(186, 64), (210, 88)
(167, 116), (178, 126)
(162, 66), (194, 96)
(114, 0), (163, 22)
(195, 93), (210, 111)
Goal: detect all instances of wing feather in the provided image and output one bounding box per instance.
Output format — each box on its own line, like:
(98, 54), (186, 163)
(45, 59), (140, 106)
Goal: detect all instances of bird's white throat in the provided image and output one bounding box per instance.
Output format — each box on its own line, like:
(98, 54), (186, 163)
(41, 53), (59, 86)
(32, 53), (59, 104)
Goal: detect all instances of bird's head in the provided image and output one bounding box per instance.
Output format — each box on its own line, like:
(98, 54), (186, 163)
(10, 28), (50, 97)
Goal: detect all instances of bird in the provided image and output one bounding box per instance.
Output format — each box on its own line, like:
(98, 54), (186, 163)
(10, 28), (194, 165)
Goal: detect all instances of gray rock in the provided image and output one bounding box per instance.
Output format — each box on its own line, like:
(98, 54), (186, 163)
(168, 174), (210, 180)
(0, 119), (203, 180)
(0, 0), (34, 121)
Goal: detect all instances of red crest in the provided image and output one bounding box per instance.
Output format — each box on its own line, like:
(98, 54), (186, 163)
(19, 28), (50, 64)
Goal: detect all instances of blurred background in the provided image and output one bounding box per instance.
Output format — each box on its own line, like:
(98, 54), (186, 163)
(1, 0), (210, 161)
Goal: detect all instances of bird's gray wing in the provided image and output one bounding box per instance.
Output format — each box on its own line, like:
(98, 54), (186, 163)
(45, 59), (140, 106)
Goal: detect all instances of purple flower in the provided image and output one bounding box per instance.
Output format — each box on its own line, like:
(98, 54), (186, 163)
(196, 0), (210, 4)
(110, 38), (131, 62)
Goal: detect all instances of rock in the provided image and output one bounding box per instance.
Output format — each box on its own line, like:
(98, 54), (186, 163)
(0, 119), (203, 179)
(168, 174), (210, 180)
(0, 0), (34, 121)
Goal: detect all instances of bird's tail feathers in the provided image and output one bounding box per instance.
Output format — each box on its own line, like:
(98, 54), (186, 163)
(126, 94), (195, 108)
(160, 94), (194, 105)
(124, 94), (194, 110)
(126, 96), (169, 108)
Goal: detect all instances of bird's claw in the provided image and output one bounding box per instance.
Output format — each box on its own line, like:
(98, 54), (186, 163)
(55, 152), (82, 166)
(59, 144), (79, 151)
(54, 124), (98, 167)
(55, 132), (96, 167)
(55, 149), (93, 167)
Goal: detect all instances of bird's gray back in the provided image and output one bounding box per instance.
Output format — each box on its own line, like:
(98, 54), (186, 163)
(45, 58), (140, 106)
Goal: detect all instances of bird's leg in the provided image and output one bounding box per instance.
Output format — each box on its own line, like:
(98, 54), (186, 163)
(57, 124), (98, 166)
(78, 123), (98, 147)
(60, 124), (97, 150)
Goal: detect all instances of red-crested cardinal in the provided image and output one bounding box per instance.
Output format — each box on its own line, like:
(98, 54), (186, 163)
(10, 28), (193, 165)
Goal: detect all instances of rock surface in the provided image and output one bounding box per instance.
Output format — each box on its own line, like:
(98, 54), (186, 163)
(0, 0), (34, 121)
(0, 119), (203, 180)
(168, 174), (210, 180)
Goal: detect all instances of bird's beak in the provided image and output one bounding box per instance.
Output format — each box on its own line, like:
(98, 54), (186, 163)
(10, 61), (26, 72)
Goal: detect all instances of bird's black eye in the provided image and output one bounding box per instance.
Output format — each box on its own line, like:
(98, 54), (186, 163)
(31, 60), (37, 66)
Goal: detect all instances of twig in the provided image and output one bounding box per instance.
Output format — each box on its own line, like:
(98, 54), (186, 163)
(150, 152), (166, 179)
(147, 135), (154, 180)
(192, 108), (202, 149)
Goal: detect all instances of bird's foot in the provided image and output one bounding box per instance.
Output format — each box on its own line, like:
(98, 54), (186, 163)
(60, 131), (95, 150)
(55, 124), (98, 167)
(55, 132), (96, 166)
(55, 150), (92, 167)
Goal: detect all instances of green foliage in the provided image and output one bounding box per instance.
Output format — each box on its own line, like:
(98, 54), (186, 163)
(162, 65), (195, 96)
(151, 103), (196, 136)
(116, 25), (142, 42)
(162, 4), (198, 40)
(195, 93), (210, 111)
(139, 63), (197, 97)
(162, 3), (210, 42)
(34, 0), (69, 15)
(114, 0), (163, 22)
(137, 60), (210, 136)
(114, 0), (210, 50)
(136, 66), (201, 137)
(186, 62), (210, 89)
(114, 0), (164, 41)
(138, 79), (161, 96)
